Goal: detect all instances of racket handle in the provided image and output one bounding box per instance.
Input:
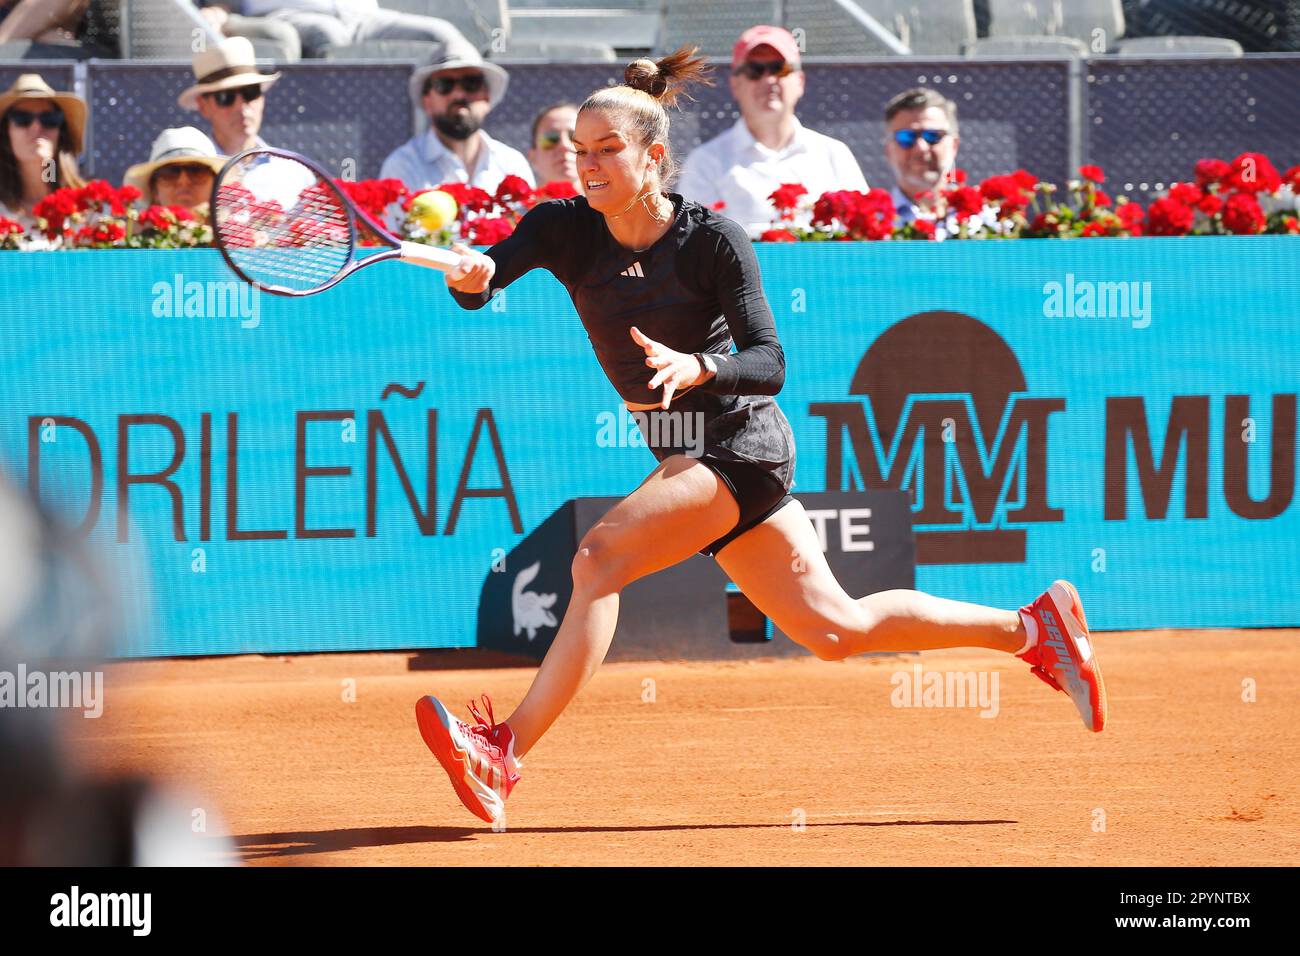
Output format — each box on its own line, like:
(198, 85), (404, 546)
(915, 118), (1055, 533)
(399, 241), (469, 278)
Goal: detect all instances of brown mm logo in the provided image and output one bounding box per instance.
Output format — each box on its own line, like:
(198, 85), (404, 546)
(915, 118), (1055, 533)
(810, 311), (1064, 565)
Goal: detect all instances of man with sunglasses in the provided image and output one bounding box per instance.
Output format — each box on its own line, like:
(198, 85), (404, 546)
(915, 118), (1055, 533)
(677, 25), (866, 237)
(381, 38), (533, 194)
(179, 37), (282, 157)
(883, 87), (963, 226)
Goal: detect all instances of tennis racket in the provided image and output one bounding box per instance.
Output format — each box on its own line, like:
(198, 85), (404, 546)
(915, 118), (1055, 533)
(210, 147), (471, 297)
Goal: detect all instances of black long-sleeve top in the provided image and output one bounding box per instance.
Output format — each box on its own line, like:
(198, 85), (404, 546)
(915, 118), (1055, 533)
(448, 193), (785, 406)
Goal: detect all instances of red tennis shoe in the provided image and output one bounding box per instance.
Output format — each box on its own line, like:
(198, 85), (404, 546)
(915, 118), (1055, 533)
(416, 694), (521, 824)
(1017, 580), (1108, 732)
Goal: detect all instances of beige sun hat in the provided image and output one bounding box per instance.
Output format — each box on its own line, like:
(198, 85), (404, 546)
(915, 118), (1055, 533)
(408, 37), (508, 109)
(124, 127), (226, 203)
(0, 73), (87, 155)
(178, 37), (281, 111)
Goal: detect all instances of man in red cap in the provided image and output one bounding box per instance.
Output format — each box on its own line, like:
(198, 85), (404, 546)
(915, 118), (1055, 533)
(677, 24), (867, 237)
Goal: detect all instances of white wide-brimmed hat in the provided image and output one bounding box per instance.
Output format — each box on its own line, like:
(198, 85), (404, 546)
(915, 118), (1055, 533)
(124, 127), (226, 203)
(0, 73), (87, 154)
(178, 37), (281, 111)
(408, 38), (508, 109)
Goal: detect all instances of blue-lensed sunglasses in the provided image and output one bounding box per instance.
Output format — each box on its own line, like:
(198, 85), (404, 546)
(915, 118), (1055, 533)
(893, 128), (948, 148)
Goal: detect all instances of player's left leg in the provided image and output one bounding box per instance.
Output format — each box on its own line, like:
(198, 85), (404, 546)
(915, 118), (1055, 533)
(713, 498), (1107, 731)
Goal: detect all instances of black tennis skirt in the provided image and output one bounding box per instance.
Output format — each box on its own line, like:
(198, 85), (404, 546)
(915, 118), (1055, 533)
(630, 389), (797, 556)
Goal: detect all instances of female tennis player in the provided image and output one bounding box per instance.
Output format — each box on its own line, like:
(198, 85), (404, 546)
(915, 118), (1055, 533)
(416, 48), (1108, 825)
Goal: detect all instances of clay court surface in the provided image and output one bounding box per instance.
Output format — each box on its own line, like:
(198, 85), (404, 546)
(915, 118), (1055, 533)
(69, 629), (1299, 866)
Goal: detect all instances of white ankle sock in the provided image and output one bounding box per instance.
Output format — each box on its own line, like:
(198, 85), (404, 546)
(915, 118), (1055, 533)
(1013, 610), (1038, 656)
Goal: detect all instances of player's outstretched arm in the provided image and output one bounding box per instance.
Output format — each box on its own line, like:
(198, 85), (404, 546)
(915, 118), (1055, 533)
(445, 199), (570, 310)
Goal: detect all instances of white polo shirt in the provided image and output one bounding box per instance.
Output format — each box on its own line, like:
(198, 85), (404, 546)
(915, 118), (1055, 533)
(380, 128), (535, 194)
(677, 117), (868, 237)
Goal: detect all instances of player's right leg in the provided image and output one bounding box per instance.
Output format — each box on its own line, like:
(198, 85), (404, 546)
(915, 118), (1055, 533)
(417, 453), (741, 822)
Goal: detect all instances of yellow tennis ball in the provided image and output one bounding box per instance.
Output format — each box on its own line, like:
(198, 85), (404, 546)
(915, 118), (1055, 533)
(409, 190), (458, 232)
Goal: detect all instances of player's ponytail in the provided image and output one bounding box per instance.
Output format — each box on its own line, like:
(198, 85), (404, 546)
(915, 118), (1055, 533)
(622, 46), (711, 109)
(580, 46), (713, 187)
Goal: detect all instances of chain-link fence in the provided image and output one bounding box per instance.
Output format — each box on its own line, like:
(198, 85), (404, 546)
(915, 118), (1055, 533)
(14, 54), (1281, 199)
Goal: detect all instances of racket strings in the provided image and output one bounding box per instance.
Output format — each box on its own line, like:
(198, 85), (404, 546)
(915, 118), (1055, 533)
(214, 160), (355, 293)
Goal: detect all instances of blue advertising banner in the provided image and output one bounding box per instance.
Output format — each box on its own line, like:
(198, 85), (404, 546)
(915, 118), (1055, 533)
(1, 239), (1296, 656)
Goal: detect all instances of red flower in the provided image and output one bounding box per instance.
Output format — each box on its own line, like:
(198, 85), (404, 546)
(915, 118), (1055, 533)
(437, 182), (495, 215)
(1283, 216), (1300, 234)
(1197, 193), (1223, 216)
(465, 216), (513, 245)
(944, 185), (984, 222)
(1079, 165), (1105, 184)
(1194, 158), (1230, 188)
(539, 180), (578, 200)
(1091, 190), (1112, 208)
(494, 175), (534, 206)
(1012, 169), (1038, 191)
(138, 205), (175, 231)
(768, 182), (808, 215)
(947, 168), (967, 185)
(1146, 196), (1195, 236)
(0, 216), (23, 237)
(1283, 165), (1300, 193)
(1080, 221), (1109, 237)
(758, 228), (798, 242)
(911, 219), (937, 240)
(1222, 152), (1281, 195)
(1116, 201), (1145, 235)
(1168, 182), (1202, 206)
(978, 173), (1029, 205)
(335, 178), (408, 221)
(118, 184), (142, 206)
(1220, 191), (1265, 234)
(811, 189), (895, 239)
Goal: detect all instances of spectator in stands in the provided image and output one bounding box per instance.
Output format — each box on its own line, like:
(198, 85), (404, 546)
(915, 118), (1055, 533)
(196, 2), (303, 62)
(527, 102), (579, 193)
(237, 0), (470, 60)
(179, 37), (281, 156)
(124, 127), (225, 216)
(0, 73), (85, 225)
(677, 25), (867, 237)
(0, 0), (86, 44)
(883, 87), (961, 224)
(381, 38), (534, 193)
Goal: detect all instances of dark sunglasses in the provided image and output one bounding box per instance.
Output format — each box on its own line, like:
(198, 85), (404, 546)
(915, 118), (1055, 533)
(732, 60), (799, 80)
(428, 74), (486, 96)
(893, 128), (949, 148)
(8, 108), (64, 130)
(207, 86), (263, 108)
(154, 163), (214, 183)
(536, 128), (574, 150)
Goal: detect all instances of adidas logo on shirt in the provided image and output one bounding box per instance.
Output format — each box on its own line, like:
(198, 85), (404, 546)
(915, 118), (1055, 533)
(619, 262), (645, 278)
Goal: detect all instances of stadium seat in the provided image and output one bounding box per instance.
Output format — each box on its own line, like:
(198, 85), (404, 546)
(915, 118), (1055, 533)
(654, 0), (782, 57)
(963, 34), (1089, 57)
(118, 0), (297, 61)
(344, 1), (617, 62)
(1115, 36), (1245, 57)
(986, 0), (1123, 50)
(0, 39), (89, 61)
(506, 0), (657, 54)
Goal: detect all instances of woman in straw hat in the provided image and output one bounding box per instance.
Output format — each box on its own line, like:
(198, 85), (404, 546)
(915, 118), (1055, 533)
(0, 73), (86, 225)
(124, 127), (227, 218)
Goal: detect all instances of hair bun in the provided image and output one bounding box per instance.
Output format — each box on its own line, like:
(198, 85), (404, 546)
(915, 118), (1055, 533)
(624, 58), (669, 98)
